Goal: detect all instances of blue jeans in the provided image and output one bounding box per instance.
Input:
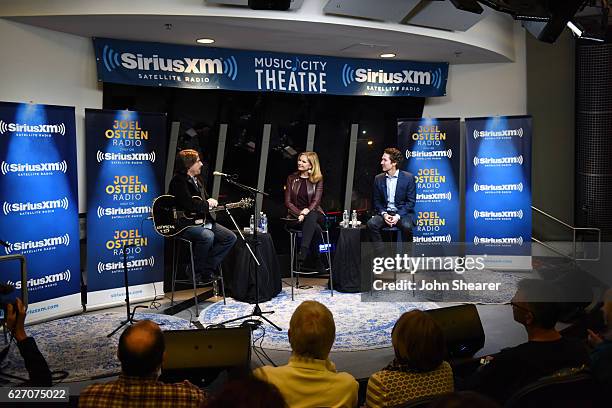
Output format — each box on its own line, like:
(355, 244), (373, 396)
(179, 223), (237, 277)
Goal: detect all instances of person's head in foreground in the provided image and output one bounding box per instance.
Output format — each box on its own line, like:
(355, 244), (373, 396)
(511, 279), (561, 332)
(391, 309), (446, 371)
(118, 320), (165, 377)
(288, 300), (335, 360)
(204, 375), (287, 408)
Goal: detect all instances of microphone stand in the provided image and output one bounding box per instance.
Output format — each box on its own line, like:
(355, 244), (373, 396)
(216, 175), (281, 331)
(107, 243), (147, 337)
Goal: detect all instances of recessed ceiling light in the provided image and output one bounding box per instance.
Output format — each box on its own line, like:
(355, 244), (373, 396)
(196, 38), (215, 44)
(380, 53), (396, 58)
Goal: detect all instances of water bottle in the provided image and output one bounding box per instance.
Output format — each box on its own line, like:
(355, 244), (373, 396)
(262, 213), (268, 234)
(249, 214), (254, 233)
(342, 210), (349, 228)
(351, 210), (357, 227)
(258, 211), (264, 233)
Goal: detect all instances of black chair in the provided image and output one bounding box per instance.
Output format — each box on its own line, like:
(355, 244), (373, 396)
(391, 394), (443, 408)
(284, 220), (333, 301)
(504, 367), (601, 408)
(169, 236), (226, 315)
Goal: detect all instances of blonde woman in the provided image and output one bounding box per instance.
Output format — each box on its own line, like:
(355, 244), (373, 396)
(284, 152), (324, 261)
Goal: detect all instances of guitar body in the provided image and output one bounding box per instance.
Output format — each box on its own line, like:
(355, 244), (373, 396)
(152, 195), (253, 237)
(152, 195), (207, 237)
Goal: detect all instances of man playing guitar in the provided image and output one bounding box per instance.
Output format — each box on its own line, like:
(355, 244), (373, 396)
(168, 149), (237, 282)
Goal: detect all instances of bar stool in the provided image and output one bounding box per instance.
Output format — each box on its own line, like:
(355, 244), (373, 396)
(285, 224), (333, 301)
(170, 236), (226, 316)
(370, 226), (415, 295)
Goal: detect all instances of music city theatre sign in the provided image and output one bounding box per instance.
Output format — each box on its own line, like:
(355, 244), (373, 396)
(93, 38), (448, 97)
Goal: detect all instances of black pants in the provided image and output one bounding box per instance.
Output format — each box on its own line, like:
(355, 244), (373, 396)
(292, 211), (324, 251)
(367, 214), (413, 252)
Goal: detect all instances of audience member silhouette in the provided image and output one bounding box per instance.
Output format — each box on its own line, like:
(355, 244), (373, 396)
(366, 310), (453, 407)
(254, 300), (359, 408)
(462, 279), (590, 403)
(79, 320), (206, 408)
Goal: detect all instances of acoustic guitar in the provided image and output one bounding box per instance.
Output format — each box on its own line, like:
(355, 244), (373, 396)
(152, 195), (253, 237)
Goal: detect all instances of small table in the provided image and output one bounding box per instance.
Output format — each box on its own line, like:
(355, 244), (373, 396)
(332, 226), (369, 293)
(222, 231), (282, 303)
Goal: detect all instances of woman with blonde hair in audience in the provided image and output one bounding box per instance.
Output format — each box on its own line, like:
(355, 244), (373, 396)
(366, 310), (454, 407)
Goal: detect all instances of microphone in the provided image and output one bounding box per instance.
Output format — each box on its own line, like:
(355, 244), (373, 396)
(213, 171), (237, 179)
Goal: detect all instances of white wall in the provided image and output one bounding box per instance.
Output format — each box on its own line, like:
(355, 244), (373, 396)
(423, 22), (527, 118)
(0, 19), (102, 212)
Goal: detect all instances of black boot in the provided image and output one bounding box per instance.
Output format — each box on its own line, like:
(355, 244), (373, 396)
(297, 246), (308, 262)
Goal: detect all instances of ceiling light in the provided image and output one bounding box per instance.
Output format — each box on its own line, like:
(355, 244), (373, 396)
(380, 53), (396, 59)
(196, 38), (215, 45)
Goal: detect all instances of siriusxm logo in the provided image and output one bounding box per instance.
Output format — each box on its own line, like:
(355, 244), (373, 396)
(474, 236), (523, 246)
(341, 65), (443, 89)
(7, 270), (71, 290)
(97, 205), (151, 218)
(3, 197), (68, 216)
(96, 150), (156, 163)
(473, 182), (523, 193)
(406, 149), (452, 159)
(473, 155), (523, 166)
(0, 120), (66, 136)
(416, 192), (452, 201)
(102, 46), (238, 80)
(473, 209), (523, 219)
(4, 234), (70, 254)
(472, 128), (523, 139)
(413, 235), (451, 243)
(97, 256), (155, 273)
(1, 160), (67, 175)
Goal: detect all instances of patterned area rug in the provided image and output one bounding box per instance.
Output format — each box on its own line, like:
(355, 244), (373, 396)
(200, 287), (439, 352)
(1, 312), (191, 383)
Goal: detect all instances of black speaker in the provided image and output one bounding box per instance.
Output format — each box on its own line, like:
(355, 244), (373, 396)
(425, 304), (485, 358)
(248, 0), (291, 11)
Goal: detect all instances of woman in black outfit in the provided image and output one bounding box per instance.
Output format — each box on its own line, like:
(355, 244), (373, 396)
(284, 151), (324, 261)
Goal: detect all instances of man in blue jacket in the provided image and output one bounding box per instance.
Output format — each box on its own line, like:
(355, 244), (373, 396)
(367, 147), (416, 250)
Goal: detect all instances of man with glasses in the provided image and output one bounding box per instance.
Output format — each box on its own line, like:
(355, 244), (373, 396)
(463, 279), (590, 403)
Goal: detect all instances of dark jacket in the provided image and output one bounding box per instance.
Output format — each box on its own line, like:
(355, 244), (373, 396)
(372, 170), (416, 226)
(17, 337), (53, 386)
(168, 172), (210, 219)
(284, 172), (324, 217)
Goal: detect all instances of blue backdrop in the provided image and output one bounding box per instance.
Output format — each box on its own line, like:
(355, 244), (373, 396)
(85, 109), (166, 307)
(465, 116), (532, 269)
(93, 37), (448, 98)
(0, 101), (81, 322)
(398, 118), (461, 250)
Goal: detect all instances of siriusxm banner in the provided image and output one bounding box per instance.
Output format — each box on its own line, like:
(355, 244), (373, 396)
(0, 102), (81, 323)
(465, 116), (532, 270)
(93, 37), (448, 98)
(398, 118), (460, 252)
(85, 109), (166, 308)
